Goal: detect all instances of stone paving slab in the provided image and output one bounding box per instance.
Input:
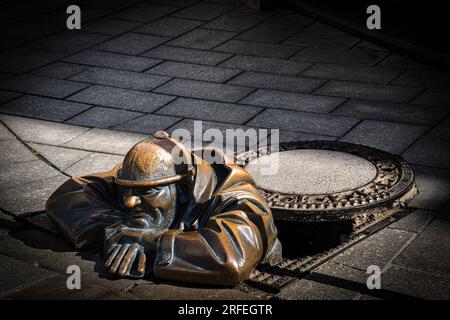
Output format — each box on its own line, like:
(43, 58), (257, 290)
(388, 210), (436, 233)
(393, 218), (450, 277)
(291, 47), (387, 66)
(143, 45), (233, 65)
(0, 75), (89, 99)
(204, 12), (265, 32)
(409, 165), (450, 211)
(66, 106), (143, 129)
(0, 95), (92, 122)
(0, 47), (64, 74)
(0, 138), (38, 165)
(214, 40), (301, 59)
(333, 99), (449, 126)
(340, 120), (429, 154)
(0, 90), (21, 104)
(95, 33), (169, 55)
(64, 153), (124, 177)
(137, 16), (203, 37)
(172, 2), (233, 21)
(391, 69), (450, 89)
(167, 28), (237, 50)
(69, 67), (172, 91)
(315, 80), (423, 103)
(84, 17), (141, 36)
(403, 139), (450, 169)
(0, 254), (58, 298)
(0, 161), (62, 190)
(154, 78), (254, 102)
(236, 22), (305, 44)
(156, 97), (262, 124)
(302, 64), (402, 84)
(63, 128), (148, 155)
(427, 116), (450, 141)
(114, 113), (181, 135)
(111, 4), (177, 22)
(147, 61), (241, 82)
(332, 228), (415, 271)
(63, 50), (162, 72)
(228, 71), (324, 94)
(0, 115), (90, 146)
(247, 108), (359, 136)
(411, 89), (450, 107)
(32, 62), (89, 80)
(219, 55), (311, 76)
(68, 85), (175, 112)
(240, 89), (345, 113)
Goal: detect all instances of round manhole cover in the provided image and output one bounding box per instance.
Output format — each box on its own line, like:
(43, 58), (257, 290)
(236, 141), (417, 222)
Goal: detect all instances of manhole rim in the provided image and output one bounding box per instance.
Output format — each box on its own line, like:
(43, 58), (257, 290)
(236, 140), (416, 222)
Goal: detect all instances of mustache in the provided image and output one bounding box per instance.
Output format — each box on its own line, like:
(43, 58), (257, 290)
(127, 203), (163, 228)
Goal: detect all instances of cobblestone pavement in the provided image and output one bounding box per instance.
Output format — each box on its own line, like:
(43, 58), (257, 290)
(0, 0), (449, 299)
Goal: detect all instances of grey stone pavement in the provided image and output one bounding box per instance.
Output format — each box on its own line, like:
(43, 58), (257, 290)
(0, 0), (449, 299)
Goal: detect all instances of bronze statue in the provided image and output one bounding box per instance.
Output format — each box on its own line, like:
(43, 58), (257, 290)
(46, 131), (281, 285)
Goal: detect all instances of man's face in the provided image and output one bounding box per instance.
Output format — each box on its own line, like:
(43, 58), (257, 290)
(121, 184), (177, 229)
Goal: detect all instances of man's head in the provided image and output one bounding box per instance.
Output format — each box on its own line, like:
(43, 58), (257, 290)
(114, 131), (194, 230)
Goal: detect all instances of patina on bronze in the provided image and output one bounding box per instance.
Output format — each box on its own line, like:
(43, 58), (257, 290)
(46, 131), (282, 285)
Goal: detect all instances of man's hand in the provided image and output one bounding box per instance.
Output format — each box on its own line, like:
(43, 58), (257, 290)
(103, 223), (165, 278)
(105, 242), (146, 278)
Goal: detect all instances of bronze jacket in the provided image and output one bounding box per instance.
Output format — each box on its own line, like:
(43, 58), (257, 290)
(46, 152), (281, 285)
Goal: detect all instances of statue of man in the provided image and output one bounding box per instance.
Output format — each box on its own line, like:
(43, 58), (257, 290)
(46, 131), (281, 285)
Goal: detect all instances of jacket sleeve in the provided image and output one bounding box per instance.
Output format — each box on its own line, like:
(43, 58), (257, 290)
(46, 171), (123, 249)
(153, 192), (278, 286)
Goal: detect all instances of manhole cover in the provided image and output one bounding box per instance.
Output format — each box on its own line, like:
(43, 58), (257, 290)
(236, 141), (417, 223)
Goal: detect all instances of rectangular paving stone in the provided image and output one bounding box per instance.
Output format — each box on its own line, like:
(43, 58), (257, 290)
(315, 80), (423, 103)
(219, 55), (311, 75)
(68, 85), (175, 112)
(236, 22), (304, 44)
(333, 228), (415, 270)
(63, 128), (148, 154)
(402, 138), (450, 169)
(83, 18), (141, 36)
(0, 95), (91, 122)
(167, 28), (237, 50)
(0, 90), (21, 104)
(0, 254), (58, 297)
(291, 47), (387, 66)
(172, 2), (233, 20)
(0, 139), (37, 165)
(69, 68), (171, 91)
(277, 130), (337, 143)
(378, 54), (432, 70)
(388, 210), (436, 233)
(0, 123), (15, 141)
(215, 40), (301, 59)
(143, 45), (232, 65)
(380, 265), (450, 300)
(28, 31), (109, 54)
(0, 73), (11, 81)
(0, 175), (68, 215)
(394, 219), (450, 277)
(204, 12), (265, 32)
(427, 116), (450, 141)
(333, 99), (448, 126)
(247, 108), (359, 136)
(408, 165), (450, 211)
(0, 115), (90, 146)
(284, 22), (359, 49)
(0, 18), (63, 41)
(302, 63), (402, 84)
(63, 50), (162, 72)
(136, 17), (203, 38)
(411, 89), (450, 107)
(112, 4), (176, 22)
(228, 71), (324, 94)
(65, 153), (124, 177)
(95, 33), (169, 55)
(276, 262), (367, 300)
(114, 114), (181, 135)
(240, 89), (345, 113)
(340, 120), (429, 154)
(32, 62), (89, 80)
(66, 106), (143, 129)
(0, 160), (61, 190)
(154, 78), (254, 103)
(157, 97), (263, 124)
(265, 10), (314, 27)
(392, 69), (450, 89)
(27, 143), (91, 172)
(0, 75), (89, 99)
(0, 47), (64, 73)
(147, 61), (241, 82)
